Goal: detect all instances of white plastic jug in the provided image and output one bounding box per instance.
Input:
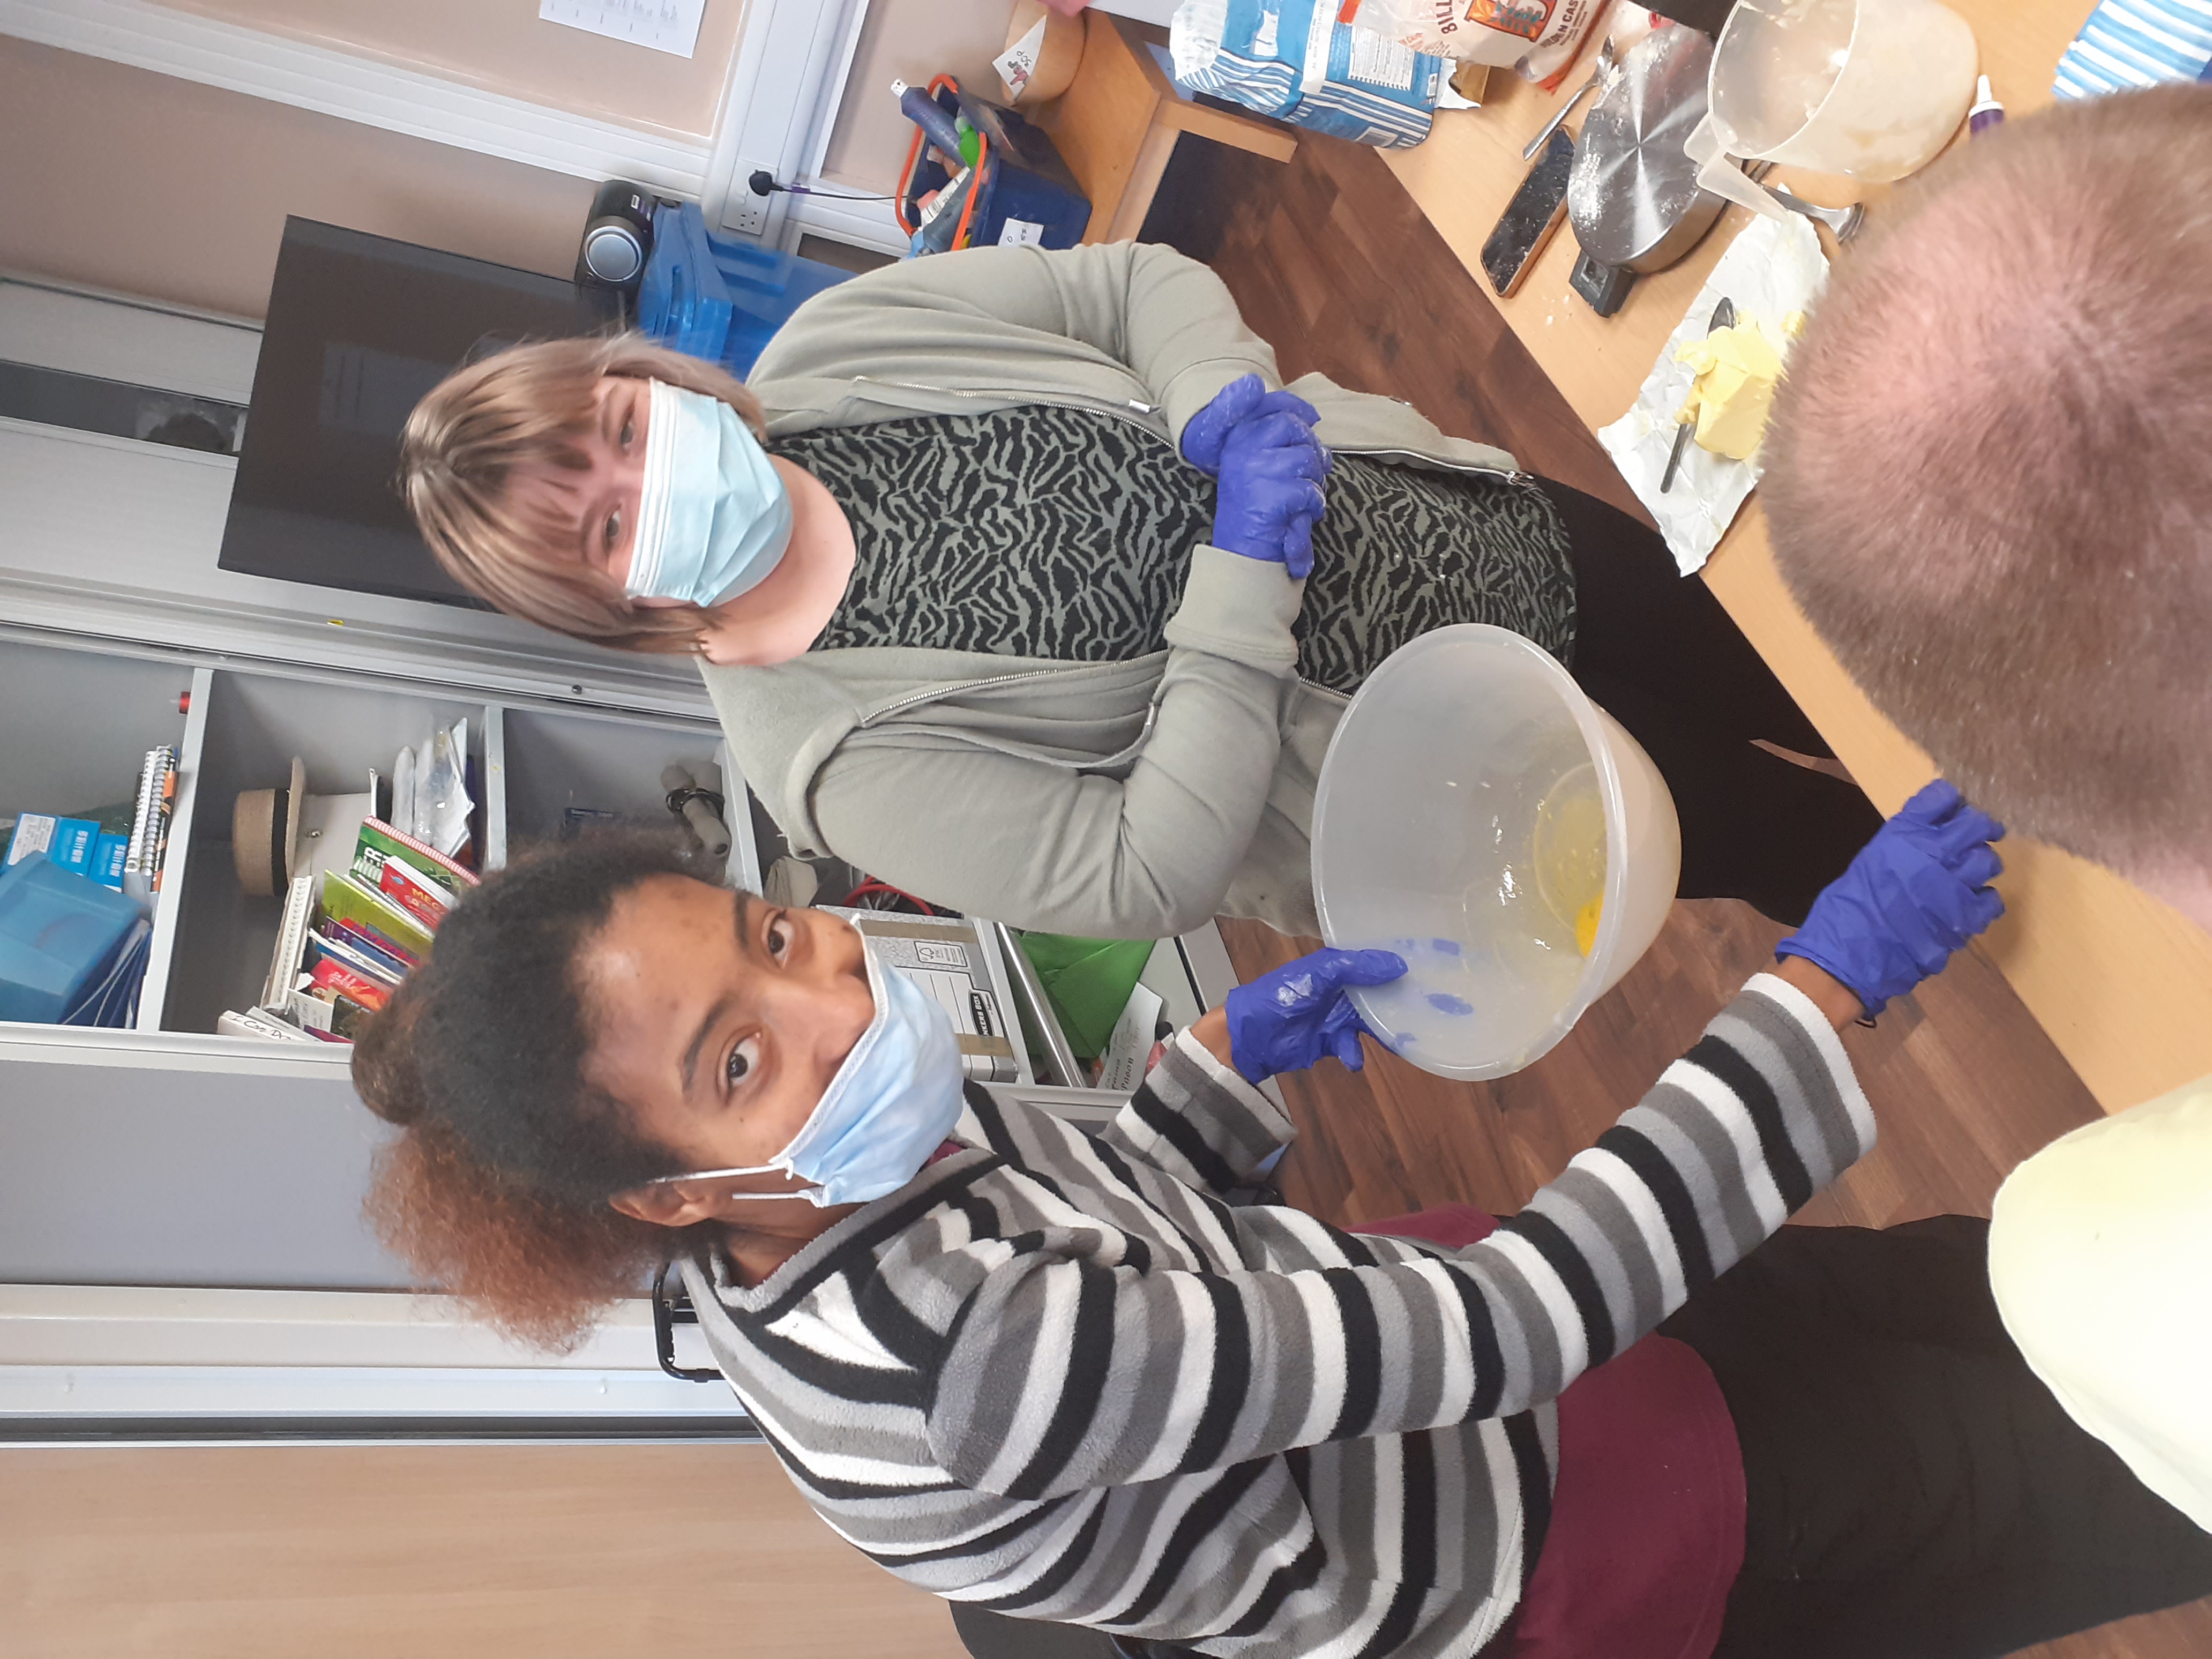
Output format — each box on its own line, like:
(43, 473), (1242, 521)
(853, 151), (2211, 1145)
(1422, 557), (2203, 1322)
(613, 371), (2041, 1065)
(1310, 625), (1682, 1081)
(1686, 0), (1979, 221)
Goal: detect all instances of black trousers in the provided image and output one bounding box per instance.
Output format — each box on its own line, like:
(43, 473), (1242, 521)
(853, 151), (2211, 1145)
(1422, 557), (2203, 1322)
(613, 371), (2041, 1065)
(1543, 482), (1884, 927)
(1663, 1217), (2212, 1659)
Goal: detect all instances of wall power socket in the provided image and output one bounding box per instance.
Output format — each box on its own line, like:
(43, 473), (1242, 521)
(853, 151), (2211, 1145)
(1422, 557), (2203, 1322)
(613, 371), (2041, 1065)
(723, 170), (774, 238)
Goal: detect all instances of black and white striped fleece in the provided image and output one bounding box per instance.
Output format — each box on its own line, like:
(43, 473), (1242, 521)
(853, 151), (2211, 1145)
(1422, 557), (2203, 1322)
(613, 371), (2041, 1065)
(682, 973), (1872, 1659)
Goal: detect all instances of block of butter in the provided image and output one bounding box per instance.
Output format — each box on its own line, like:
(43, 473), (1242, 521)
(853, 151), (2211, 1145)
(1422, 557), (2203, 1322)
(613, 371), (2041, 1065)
(1673, 312), (1804, 461)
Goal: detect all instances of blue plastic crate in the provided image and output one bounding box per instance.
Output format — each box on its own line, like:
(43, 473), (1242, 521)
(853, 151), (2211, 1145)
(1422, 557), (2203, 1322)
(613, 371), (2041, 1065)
(638, 203), (853, 378)
(899, 84), (1092, 254)
(0, 855), (144, 1025)
(959, 93), (1091, 251)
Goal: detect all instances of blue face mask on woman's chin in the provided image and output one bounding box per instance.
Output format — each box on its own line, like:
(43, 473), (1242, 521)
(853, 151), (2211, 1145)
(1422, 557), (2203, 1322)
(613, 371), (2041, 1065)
(652, 938), (969, 1209)
(625, 379), (795, 609)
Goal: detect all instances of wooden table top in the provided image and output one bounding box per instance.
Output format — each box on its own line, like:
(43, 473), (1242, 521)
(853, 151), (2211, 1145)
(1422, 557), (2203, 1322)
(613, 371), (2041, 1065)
(1381, 5), (2212, 1115)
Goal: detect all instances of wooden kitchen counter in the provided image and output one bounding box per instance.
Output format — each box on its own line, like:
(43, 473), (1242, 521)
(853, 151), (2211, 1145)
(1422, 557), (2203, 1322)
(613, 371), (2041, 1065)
(1381, 9), (2212, 1114)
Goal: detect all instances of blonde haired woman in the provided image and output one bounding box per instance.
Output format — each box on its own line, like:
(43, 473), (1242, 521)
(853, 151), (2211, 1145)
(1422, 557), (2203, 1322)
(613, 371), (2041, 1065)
(401, 241), (1877, 938)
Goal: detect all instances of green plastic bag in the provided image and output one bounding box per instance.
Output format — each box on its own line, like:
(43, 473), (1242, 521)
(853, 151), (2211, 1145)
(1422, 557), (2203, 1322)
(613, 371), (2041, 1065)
(1018, 932), (1155, 1064)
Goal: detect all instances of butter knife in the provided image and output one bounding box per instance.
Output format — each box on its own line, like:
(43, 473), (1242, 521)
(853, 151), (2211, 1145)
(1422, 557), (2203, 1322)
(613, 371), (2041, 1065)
(1662, 296), (1736, 495)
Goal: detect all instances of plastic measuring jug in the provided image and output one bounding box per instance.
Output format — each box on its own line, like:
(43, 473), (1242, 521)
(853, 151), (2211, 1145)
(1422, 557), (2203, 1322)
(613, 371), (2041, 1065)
(1684, 0), (1979, 221)
(1310, 625), (1682, 1081)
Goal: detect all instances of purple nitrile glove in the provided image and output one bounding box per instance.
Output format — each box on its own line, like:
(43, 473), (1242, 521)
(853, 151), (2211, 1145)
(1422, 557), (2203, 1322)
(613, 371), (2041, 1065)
(1223, 947), (1408, 1082)
(1774, 779), (2006, 1017)
(1213, 409), (1331, 578)
(1180, 373), (1321, 476)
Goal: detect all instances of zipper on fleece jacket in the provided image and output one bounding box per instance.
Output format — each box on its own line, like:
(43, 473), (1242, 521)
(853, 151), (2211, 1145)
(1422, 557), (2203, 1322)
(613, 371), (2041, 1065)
(1327, 444), (1534, 488)
(863, 666), (1062, 725)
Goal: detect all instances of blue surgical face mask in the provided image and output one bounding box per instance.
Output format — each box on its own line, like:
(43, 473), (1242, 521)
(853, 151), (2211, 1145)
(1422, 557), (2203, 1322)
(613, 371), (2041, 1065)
(625, 379), (794, 609)
(656, 937), (968, 1208)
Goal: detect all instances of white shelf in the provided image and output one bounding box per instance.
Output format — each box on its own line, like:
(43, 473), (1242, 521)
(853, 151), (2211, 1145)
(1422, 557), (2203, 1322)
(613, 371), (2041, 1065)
(133, 666), (213, 1032)
(499, 705), (722, 851)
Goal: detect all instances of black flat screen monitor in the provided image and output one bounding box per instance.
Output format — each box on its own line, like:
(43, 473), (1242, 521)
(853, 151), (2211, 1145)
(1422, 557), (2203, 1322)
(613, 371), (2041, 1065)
(219, 217), (602, 607)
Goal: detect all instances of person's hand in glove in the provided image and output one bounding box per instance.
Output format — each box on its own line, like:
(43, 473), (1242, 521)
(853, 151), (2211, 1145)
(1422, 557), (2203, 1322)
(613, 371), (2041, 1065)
(1213, 408), (1332, 578)
(1219, 947), (1407, 1082)
(1774, 780), (2006, 1017)
(1180, 373), (1321, 476)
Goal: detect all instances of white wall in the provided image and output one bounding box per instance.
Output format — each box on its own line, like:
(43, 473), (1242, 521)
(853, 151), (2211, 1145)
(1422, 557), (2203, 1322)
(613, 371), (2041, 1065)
(151, 0), (749, 139)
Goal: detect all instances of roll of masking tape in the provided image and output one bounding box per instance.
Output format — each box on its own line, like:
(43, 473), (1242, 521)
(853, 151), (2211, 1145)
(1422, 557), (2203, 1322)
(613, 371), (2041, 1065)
(1000, 1), (1085, 107)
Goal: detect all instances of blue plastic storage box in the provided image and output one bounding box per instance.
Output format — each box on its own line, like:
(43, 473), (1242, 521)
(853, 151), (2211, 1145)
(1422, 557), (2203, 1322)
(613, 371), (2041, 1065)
(0, 854), (144, 1024)
(638, 203), (853, 379)
(899, 84), (1092, 253)
(959, 92), (1092, 250)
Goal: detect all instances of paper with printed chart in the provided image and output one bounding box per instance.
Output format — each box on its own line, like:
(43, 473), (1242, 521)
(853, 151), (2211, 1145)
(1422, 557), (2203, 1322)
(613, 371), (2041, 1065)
(539, 0), (705, 59)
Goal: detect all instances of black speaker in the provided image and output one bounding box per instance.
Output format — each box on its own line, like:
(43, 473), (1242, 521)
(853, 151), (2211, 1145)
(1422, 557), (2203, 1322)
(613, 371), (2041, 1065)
(576, 178), (657, 292)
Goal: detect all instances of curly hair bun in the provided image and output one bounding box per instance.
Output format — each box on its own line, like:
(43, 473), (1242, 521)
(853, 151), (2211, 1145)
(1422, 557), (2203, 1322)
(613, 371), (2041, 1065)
(352, 973), (434, 1127)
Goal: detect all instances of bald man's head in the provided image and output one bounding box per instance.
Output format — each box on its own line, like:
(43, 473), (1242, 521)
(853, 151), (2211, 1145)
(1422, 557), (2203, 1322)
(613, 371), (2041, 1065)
(1766, 85), (2212, 914)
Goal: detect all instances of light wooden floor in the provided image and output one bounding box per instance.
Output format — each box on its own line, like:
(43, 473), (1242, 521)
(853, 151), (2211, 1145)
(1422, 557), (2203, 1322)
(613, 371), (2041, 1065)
(0, 1441), (966, 1659)
(1162, 133), (2212, 1659)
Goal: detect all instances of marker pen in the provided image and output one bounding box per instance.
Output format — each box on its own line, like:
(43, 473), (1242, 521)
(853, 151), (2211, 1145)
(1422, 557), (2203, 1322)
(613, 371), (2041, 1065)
(1969, 74), (2005, 136)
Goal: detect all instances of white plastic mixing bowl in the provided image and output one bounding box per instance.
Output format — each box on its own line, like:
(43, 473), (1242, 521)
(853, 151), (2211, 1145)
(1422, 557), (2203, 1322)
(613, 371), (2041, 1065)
(1311, 625), (1683, 1080)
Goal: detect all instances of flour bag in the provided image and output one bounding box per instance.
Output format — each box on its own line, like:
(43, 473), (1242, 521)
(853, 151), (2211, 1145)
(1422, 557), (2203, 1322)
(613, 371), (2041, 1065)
(1171, 0), (1446, 148)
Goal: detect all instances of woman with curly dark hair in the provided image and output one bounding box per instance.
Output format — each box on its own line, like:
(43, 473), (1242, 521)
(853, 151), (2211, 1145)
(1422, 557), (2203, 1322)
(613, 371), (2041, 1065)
(355, 819), (2212, 1659)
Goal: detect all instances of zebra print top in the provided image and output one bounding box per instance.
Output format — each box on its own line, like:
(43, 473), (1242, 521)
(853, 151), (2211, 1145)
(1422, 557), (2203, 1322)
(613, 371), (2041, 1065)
(774, 405), (1576, 694)
(681, 975), (1873, 1659)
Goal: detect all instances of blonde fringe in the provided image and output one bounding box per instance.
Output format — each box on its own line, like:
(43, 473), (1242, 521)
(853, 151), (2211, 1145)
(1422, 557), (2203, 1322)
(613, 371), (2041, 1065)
(399, 333), (768, 654)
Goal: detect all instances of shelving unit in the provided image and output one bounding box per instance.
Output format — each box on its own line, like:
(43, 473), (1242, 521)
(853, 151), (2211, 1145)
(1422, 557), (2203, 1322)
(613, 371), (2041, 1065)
(5, 630), (1224, 1077)
(498, 705), (726, 855)
(0, 272), (1259, 1441)
(2, 624), (1231, 1303)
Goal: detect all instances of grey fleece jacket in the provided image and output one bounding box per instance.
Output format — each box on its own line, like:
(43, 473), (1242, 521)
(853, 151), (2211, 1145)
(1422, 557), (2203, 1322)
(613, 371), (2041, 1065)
(706, 241), (1526, 939)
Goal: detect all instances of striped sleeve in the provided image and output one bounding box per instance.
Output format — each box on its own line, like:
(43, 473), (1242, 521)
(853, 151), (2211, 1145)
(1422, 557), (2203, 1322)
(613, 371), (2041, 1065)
(1097, 1027), (1296, 1195)
(925, 974), (1872, 1499)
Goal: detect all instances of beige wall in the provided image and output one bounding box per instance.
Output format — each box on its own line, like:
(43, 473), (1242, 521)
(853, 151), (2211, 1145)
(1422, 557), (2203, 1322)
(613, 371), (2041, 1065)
(0, 36), (595, 321)
(821, 0), (1019, 191)
(2, 1440), (967, 1659)
(154, 0), (747, 140)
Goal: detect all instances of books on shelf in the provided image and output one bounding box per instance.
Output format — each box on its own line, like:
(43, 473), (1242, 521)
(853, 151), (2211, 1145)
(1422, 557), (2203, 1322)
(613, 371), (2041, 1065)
(309, 926), (407, 989)
(218, 1006), (316, 1043)
(295, 955), (387, 1038)
(324, 916), (420, 976)
(5, 814), (100, 875)
(91, 831), (129, 890)
(227, 815), (461, 1045)
(318, 869), (435, 961)
(352, 817), (477, 897)
(375, 854), (457, 929)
